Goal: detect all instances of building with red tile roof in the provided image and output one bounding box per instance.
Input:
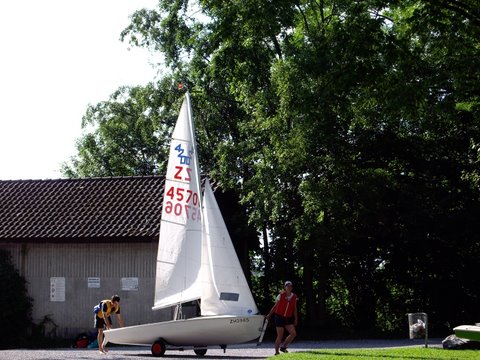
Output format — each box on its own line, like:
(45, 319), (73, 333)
(0, 176), (169, 338)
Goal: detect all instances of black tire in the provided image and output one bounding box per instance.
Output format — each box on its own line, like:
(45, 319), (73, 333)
(151, 340), (166, 357)
(194, 347), (207, 356)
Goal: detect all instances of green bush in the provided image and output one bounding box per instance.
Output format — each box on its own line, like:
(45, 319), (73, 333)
(0, 249), (33, 348)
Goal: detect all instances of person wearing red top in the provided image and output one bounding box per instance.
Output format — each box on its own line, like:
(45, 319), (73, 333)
(266, 281), (298, 355)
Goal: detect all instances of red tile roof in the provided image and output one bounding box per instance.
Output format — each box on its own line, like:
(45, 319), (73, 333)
(0, 176), (164, 242)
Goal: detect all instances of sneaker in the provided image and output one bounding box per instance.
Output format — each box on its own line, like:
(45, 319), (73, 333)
(280, 347), (288, 353)
(275, 351), (280, 355)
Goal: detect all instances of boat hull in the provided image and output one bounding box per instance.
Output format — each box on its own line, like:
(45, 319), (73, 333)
(453, 325), (480, 341)
(104, 315), (265, 347)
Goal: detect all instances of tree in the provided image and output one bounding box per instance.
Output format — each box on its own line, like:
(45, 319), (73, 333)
(62, 80), (183, 177)
(65, 0), (480, 336)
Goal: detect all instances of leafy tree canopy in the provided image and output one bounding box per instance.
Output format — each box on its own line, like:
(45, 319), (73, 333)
(65, 0), (480, 336)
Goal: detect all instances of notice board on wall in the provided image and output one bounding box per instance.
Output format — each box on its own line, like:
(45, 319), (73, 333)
(50, 277), (65, 302)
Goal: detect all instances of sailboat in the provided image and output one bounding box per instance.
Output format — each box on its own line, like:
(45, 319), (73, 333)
(103, 93), (265, 356)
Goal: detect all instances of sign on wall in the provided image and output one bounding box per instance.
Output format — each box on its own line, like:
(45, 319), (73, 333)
(121, 277), (139, 291)
(88, 277), (101, 288)
(50, 277), (65, 302)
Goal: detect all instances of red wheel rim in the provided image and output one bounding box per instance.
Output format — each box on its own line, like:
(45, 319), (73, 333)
(152, 343), (162, 354)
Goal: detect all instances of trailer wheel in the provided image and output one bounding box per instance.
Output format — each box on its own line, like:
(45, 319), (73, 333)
(151, 339), (166, 357)
(194, 347), (207, 356)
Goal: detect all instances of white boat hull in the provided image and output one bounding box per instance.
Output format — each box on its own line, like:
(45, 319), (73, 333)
(104, 315), (265, 347)
(453, 325), (480, 341)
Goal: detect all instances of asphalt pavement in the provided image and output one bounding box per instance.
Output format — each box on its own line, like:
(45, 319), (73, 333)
(0, 339), (443, 360)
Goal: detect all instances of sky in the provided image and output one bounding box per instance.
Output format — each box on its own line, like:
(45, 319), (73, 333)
(0, 0), (160, 180)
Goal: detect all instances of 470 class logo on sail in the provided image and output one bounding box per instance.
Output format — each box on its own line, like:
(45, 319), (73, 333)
(163, 142), (201, 221)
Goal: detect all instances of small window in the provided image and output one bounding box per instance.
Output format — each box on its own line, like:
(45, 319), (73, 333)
(219, 292), (239, 301)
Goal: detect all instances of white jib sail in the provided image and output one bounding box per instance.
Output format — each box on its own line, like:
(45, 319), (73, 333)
(153, 93), (203, 310)
(201, 178), (259, 316)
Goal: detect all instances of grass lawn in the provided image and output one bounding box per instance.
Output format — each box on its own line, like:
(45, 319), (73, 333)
(267, 347), (480, 359)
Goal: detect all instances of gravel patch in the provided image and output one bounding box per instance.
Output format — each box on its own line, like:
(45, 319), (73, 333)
(0, 339), (443, 360)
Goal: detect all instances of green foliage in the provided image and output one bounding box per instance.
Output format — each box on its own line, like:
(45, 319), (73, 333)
(0, 249), (33, 348)
(62, 79), (184, 177)
(65, 0), (480, 338)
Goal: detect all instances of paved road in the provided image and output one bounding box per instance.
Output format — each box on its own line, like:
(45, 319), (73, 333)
(0, 339), (442, 360)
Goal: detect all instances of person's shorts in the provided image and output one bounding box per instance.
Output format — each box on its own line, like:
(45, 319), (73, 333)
(94, 316), (112, 329)
(274, 314), (295, 327)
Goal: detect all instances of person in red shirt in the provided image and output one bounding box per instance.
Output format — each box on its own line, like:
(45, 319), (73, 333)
(266, 281), (298, 355)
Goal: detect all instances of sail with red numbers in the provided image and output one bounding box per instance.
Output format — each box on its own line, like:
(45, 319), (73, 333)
(153, 92), (203, 310)
(103, 92), (265, 356)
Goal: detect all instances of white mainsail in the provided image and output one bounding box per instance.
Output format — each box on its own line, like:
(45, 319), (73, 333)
(103, 93), (265, 353)
(153, 92), (203, 310)
(201, 179), (259, 316)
